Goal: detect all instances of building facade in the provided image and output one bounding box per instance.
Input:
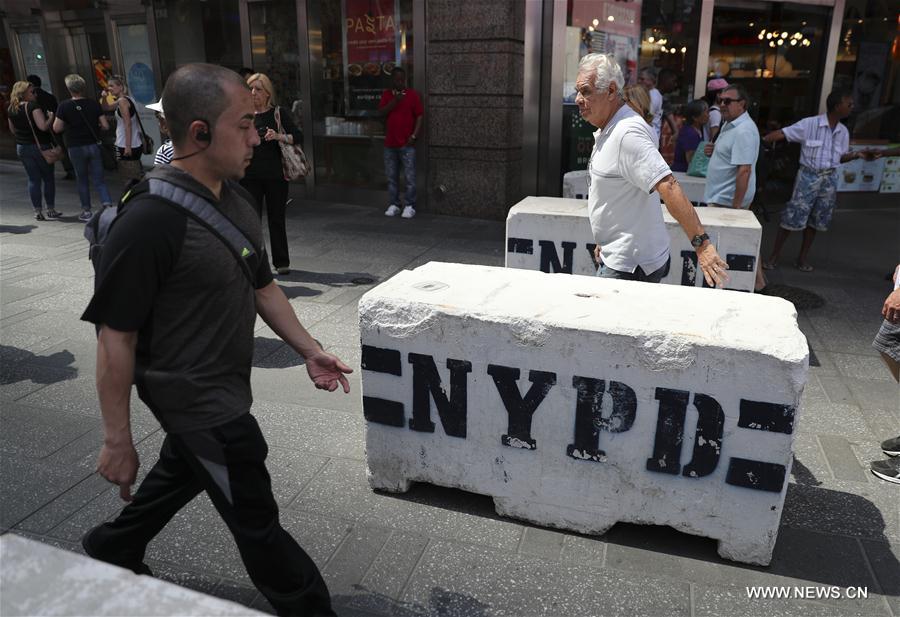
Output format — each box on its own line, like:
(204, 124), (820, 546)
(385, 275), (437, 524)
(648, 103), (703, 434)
(1, 0), (897, 219)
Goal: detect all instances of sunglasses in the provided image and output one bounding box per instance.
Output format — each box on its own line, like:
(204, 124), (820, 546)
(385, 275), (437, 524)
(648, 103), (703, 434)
(719, 97), (743, 106)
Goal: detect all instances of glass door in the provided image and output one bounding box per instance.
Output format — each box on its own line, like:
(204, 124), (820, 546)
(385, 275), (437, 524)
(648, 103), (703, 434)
(113, 20), (160, 165)
(708, 1), (832, 131)
(248, 0), (303, 131)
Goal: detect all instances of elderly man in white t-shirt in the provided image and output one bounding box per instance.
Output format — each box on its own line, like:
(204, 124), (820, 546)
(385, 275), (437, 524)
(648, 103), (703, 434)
(578, 53), (728, 286)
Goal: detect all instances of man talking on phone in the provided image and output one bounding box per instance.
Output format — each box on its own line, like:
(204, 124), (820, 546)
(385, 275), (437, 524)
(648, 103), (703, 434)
(379, 67), (423, 219)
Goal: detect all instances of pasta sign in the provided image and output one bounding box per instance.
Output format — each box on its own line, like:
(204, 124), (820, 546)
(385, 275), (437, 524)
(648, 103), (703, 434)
(344, 0), (399, 111)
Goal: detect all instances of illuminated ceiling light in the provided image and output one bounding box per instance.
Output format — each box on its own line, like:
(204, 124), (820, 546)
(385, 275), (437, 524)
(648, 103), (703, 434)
(758, 33), (764, 40)
(801, 21), (806, 26)
(803, 39), (810, 46)
(857, 18), (863, 24)
(790, 39), (797, 45)
(648, 36), (655, 43)
(608, 15), (615, 22)
(592, 18), (599, 26)
(659, 38), (667, 44)
(793, 32), (802, 39)
(680, 46), (687, 53)
(777, 38), (783, 45)
(766, 32), (773, 39)
(589, 25), (594, 31)
(781, 32), (788, 38)
(749, 22), (754, 27)
(769, 41), (776, 48)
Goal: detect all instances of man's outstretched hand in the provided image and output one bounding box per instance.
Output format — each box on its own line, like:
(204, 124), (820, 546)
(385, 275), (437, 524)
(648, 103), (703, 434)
(306, 351), (353, 393)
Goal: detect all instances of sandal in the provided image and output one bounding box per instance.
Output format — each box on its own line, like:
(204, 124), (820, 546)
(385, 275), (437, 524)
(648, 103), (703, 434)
(34, 210), (46, 221)
(795, 262), (814, 272)
(762, 260), (778, 270)
(46, 209), (62, 219)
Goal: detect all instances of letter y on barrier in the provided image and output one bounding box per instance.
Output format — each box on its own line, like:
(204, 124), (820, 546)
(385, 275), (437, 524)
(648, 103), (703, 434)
(487, 365), (557, 450)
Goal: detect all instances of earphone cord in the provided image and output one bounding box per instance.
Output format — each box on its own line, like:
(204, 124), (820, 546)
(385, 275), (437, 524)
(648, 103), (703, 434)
(170, 143), (209, 162)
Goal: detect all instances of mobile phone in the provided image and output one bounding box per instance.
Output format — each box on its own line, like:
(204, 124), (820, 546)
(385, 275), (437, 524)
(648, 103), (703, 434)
(257, 127), (268, 137)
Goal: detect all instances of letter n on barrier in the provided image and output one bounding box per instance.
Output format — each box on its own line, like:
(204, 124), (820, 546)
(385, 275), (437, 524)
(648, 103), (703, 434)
(408, 354), (472, 438)
(487, 365), (557, 450)
(567, 377), (636, 462)
(538, 241), (576, 274)
(361, 345), (405, 427)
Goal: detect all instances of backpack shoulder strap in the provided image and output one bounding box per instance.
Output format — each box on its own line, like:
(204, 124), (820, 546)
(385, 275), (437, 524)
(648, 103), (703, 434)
(144, 178), (260, 284)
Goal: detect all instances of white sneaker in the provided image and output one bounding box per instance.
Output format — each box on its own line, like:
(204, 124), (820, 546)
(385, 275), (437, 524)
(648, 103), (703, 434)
(401, 206), (416, 219)
(384, 205), (401, 217)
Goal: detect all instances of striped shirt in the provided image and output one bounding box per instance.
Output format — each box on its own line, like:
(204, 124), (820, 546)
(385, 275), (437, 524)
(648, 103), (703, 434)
(782, 114), (849, 171)
(154, 141), (174, 165)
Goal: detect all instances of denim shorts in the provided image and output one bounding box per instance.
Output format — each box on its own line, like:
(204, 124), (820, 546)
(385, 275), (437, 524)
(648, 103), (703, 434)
(780, 166), (837, 232)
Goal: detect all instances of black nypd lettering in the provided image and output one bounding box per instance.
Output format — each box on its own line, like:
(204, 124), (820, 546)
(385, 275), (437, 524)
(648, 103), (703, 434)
(408, 353), (472, 438)
(680, 250), (697, 287)
(738, 399), (795, 434)
(487, 365), (556, 450)
(726, 254), (756, 272)
(586, 243), (599, 270)
(361, 345), (405, 426)
(725, 457), (787, 492)
(681, 393), (725, 478)
(507, 237), (534, 255)
(538, 240), (576, 274)
(646, 387), (689, 474)
(567, 377), (637, 462)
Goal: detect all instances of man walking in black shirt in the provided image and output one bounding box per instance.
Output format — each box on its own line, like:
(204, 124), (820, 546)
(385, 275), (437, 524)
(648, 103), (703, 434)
(26, 75), (74, 179)
(81, 63), (351, 617)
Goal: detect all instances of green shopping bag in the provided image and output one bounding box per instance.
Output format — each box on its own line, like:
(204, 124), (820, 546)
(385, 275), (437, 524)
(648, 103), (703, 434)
(687, 141), (710, 177)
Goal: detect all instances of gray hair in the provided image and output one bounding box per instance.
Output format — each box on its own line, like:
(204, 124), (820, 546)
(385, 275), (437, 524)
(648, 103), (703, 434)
(639, 67), (658, 85)
(64, 74), (86, 95)
(578, 53), (625, 100)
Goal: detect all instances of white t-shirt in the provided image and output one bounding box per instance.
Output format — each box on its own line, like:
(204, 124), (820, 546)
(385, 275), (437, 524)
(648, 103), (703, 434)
(587, 104), (673, 274)
(649, 87), (663, 138)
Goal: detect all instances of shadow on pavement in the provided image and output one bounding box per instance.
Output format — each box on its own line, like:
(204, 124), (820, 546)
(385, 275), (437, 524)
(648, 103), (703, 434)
(252, 337), (306, 369)
(331, 586), (491, 617)
(0, 346), (78, 384)
(0, 225), (37, 234)
(280, 270), (379, 287)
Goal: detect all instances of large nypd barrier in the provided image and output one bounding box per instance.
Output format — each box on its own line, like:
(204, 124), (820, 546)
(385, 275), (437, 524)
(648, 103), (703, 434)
(506, 196), (762, 292)
(360, 262), (808, 565)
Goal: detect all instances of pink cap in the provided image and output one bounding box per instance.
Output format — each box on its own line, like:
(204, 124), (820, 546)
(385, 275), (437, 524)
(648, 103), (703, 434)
(707, 78), (729, 91)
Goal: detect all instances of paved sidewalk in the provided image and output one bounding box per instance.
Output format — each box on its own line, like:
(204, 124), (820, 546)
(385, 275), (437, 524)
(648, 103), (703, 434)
(1, 159), (898, 617)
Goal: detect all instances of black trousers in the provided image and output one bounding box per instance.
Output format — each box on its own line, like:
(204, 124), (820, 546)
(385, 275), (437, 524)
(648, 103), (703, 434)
(87, 414), (334, 617)
(240, 177), (290, 269)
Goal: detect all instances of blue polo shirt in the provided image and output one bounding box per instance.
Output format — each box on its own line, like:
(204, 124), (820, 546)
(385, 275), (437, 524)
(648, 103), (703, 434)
(703, 111), (759, 208)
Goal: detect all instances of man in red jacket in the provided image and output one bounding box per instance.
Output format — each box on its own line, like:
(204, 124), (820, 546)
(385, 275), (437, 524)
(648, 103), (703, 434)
(379, 67), (423, 219)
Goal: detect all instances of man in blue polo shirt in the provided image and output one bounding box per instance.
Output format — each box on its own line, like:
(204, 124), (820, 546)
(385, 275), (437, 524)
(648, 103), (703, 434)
(703, 84), (765, 291)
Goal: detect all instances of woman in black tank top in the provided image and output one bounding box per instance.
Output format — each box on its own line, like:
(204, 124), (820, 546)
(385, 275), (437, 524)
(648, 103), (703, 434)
(6, 81), (60, 220)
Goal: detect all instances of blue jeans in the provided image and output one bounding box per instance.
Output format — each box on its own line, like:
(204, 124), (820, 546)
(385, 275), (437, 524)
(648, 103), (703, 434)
(596, 256), (671, 283)
(68, 144), (113, 211)
(16, 143), (56, 211)
(384, 146), (416, 207)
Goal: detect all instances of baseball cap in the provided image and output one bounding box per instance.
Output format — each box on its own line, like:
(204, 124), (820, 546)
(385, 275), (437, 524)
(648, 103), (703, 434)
(707, 78), (729, 92)
(146, 99), (164, 116)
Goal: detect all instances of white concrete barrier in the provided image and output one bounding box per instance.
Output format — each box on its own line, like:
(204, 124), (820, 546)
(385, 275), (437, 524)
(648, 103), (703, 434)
(360, 262), (808, 565)
(0, 535), (262, 616)
(506, 196), (762, 292)
(563, 170), (707, 203)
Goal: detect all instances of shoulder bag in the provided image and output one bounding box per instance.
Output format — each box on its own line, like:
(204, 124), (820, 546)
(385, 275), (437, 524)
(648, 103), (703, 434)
(25, 103), (63, 165)
(126, 96), (155, 155)
(274, 106), (311, 181)
(74, 101), (117, 171)
(687, 140), (710, 178)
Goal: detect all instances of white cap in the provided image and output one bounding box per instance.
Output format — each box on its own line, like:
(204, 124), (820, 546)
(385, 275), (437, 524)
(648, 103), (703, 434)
(146, 99), (164, 115)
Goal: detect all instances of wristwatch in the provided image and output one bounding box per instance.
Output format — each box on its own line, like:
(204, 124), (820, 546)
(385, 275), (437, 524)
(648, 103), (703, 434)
(691, 233), (710, 248)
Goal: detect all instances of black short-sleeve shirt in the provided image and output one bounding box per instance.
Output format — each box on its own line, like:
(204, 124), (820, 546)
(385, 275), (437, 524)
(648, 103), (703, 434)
(82, 165), (274, 433)
(56, 98), (103, 147)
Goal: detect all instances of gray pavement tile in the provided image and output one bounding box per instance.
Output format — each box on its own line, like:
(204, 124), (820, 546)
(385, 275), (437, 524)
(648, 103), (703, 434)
(799, 373), (830, 407)
(1, 283), (51, 303)
(693, 582), (891, 617)
(791, 433), (831, 487)
(781, 481), (899, 542)
(265, 446), (329, 507)
(860, 539), (900, 614)
(354, 532), (430, 614)
(817, 435), (869, 483)
(286, 299), (344, 327)
(279, 508), (353, 568)
(844, 379), (900, 417)
(517, 526), (565, 560)
(14, 473), (111, 534)
(0, 454), (95, 529)
(253, 401), (365, 459)
(817, 374), (858, 406)
(796, 400), (876, 441)
(401, 539), (690, 617)
(211, 581), (260, 611)
(559, 533), (607, 566)
(251, 365), (362, 413)
(832, 353), (895, 381)
(288, 457), (383, 522)
(0, 328), (68, 355)
(0, 400), (98, 458)
(323, 525), (392, 604)
(150, 561), (222, 596)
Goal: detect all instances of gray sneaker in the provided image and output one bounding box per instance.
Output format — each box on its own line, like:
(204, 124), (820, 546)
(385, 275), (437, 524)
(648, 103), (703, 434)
(881, 436), (900, 457)
(870, 458), (900, 485)
(78, 210), (93, 222)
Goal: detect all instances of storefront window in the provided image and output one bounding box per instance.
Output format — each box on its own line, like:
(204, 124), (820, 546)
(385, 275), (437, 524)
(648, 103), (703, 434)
(17, 32), (52, 94)
(638, 0), (703, 102)
(832, 0), (899, 141)
(562, 0), (642, 175)
(248, 1), (302, 129)
(708, 2), (831, 131)
(153, 0), (242, 80)
(307, 0), (414, 188)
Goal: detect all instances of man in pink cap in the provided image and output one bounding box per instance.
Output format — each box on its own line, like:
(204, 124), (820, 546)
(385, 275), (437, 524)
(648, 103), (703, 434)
(705, 78), (729, 142)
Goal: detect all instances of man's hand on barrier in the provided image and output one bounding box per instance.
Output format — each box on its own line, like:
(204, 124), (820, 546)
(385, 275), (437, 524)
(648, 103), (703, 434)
(883, 289), (900, 323)
(697, 242), (730, 288)
(97, 439), (139, 502)
(307, 351), (353, 393)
